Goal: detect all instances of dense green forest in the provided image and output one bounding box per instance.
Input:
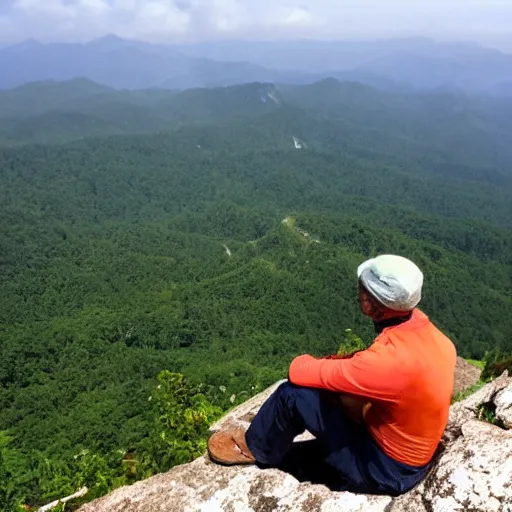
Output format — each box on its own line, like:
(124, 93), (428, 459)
(0, 79), (511, 510)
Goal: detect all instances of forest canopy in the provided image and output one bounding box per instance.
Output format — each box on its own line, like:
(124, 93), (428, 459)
(0, 79), (511, 510)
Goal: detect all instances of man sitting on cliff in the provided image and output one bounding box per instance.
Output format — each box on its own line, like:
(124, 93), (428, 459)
(208, 255), (457, 496)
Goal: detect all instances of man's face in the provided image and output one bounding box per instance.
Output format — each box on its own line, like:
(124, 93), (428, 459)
(358, 282), (380, 318)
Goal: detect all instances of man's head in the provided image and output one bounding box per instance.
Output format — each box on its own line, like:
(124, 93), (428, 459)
(357, 255), (423, 321)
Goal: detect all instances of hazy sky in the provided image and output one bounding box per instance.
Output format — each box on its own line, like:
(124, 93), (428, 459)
(1, 0), (512, 50)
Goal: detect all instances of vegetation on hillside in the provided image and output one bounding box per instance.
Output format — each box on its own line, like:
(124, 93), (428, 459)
(0, 79), (511, 510)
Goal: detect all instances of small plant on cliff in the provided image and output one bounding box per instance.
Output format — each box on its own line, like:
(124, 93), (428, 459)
(337, 329), (366, 357)
(142, 371), (223, 473)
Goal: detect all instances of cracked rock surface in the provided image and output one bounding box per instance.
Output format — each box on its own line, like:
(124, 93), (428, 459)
(79, 372), (511, 512)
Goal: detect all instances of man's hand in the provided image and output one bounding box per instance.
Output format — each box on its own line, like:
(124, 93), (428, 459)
(338, 395), (372, 424)
(323, 352), (364, 360)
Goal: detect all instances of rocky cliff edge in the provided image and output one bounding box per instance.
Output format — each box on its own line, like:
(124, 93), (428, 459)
(78, 369), (512, 512)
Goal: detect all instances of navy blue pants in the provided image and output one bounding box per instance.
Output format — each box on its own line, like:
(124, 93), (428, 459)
(245, 382), (431, 496)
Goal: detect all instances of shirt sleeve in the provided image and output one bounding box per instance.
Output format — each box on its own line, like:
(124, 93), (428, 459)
(288, 342), (406, 402)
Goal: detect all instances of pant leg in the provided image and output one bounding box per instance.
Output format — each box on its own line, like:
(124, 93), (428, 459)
(245, 382), (361, 467)
(354, 439), (432, 496)
(245, 381), (431, 495)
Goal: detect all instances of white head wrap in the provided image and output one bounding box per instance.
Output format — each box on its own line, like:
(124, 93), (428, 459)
(357, 255), (423, 312)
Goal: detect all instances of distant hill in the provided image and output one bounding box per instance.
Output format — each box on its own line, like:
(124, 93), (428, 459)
(2, 36), (512, 94)
(0, 80), (285, 143)
(1, 79), (511, 179)
(0, 37), (284, 91)
(0, 36), (263, 90)
(175, 38), (512, 95)
(0, 78), (511, 231)
(0, 78), (114, 118)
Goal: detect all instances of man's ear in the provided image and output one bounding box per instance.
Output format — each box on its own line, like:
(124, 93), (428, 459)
(367, 293), (386, 321)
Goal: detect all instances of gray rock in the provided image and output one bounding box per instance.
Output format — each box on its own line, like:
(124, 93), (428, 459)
(79, 373), (511, 512)
(390, 419), (512, 512)
(76, 458), (392, 512)
(446, 371), (511, 440)
(495, 382), (512, 429)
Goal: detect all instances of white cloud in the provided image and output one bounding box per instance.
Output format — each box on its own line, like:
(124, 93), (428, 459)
(1, 0), (512, 50)
(199, 0), (246, 32)
(134, 1), (190, 37)
(284, 7), (312, 26)
(13, 0), (71, 19)
(80, 0), (111, 16)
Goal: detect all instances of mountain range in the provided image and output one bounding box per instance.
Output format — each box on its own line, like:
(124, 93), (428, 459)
(1, 78), (512, 185)
(1, 35), (512, 94)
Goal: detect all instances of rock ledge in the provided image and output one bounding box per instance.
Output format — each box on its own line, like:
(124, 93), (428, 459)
(79, 372), (512, 512)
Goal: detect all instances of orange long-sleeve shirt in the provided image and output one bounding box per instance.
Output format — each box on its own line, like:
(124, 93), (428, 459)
(289, 309), (457, 467)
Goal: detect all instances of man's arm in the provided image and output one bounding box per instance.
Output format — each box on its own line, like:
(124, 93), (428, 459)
(288, 342), (405, 402)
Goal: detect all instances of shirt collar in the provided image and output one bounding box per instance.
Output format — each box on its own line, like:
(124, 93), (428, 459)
(374, 312), (413, 334)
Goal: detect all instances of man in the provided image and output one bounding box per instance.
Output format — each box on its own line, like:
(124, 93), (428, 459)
(208, 255), (457, 496)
